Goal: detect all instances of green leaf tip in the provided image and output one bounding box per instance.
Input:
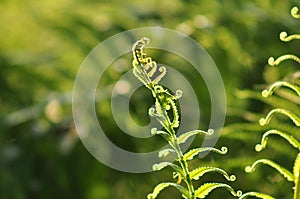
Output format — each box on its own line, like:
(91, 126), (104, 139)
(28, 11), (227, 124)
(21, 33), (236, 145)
(132, 37), (167, 89)
(291, 6), (300, 19)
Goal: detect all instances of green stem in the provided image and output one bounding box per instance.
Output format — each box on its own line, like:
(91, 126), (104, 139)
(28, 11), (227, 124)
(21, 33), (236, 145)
(295, 176), (300, 199)
(168, 127), (195, 199)
(294, 154), (300, 199)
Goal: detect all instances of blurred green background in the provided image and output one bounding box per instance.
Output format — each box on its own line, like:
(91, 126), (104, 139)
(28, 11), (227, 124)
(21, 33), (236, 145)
(1, 0), (300, 198)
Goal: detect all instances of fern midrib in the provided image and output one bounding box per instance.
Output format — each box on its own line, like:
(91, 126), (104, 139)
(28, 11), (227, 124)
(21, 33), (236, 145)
(169, 127), (195, 199)
(294, 153), (300, 199)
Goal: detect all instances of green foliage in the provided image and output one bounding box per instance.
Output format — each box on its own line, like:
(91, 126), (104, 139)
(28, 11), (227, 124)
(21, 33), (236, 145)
(3, 1), (300, 198)
(132, 38), (241, 199)
(241, 6), (300, 199)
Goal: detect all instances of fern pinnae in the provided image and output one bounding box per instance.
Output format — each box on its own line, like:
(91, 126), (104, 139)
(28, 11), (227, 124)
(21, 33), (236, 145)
(244, 7), (300, 198)
(189, 167), (236, 181)
(255, 129), (300, 152)
(262, 81), (300, 97)
(194, 183), (242, 198)
(259, 108), (300, 126)
(153, 66), (167, 84)
(245, 159), (294, 182)
(280, 31), (300, 42)
(183, 147), (228, 161)
(268, 54), (300, 66)
(177, 129), (214, 145)
(158, 148), (177, 157)
(147, 61), (158, 78)
(152, 162), (182, 173)
(168, 98), (180, 128)
(147, 182), (189, 199)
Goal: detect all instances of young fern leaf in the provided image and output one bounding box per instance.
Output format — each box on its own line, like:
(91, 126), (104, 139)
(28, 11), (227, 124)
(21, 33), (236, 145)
(147, 182), (189, 199)
(177, 129), (214, 145)
(158, 148), (177, 157)
(262, 81), (300, 97)
(194, 183), (242, 198)
(245, 159), (294, 182)
(189, 167), (236, 181)
(152, 162), (182, 174)
(259, 108), (300, 126)
(255, 129), (300, 152)
(183, 147), (227, 161)
(132, 38), (238, 199)
(243, 6), (300, 198)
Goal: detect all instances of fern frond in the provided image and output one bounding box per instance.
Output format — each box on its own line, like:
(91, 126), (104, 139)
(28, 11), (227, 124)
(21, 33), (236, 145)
(190, 167), (236, 181)
(183, 147), (227, 161)
(262, 81), (300, 97)
(194, 183), (241, 198)
(152, 66), (167, 84)
(177, 129), (214, 144)
(238, 192), (275, 199)
(132, 38), (238, 199)
(268, 54), (300, 66)
(245, 159), (294, 181)
(168, 98), (180, 128)
(147, 182), (189, 199)
(255, 129), (300, 152)
(152, 162), (182, 174)
(158, 148), (177, 157)
(151, 128), (171, 141)
(280, 31), (300, 42)
(259, 108), (300, 126)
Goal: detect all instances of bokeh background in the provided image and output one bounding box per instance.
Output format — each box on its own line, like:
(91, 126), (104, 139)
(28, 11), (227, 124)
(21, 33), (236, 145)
(1, 0), (300, 198)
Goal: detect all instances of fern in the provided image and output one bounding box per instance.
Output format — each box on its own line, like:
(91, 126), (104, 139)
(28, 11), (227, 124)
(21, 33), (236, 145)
(241, 6), (300, 199)
(132, 38), (241, 199)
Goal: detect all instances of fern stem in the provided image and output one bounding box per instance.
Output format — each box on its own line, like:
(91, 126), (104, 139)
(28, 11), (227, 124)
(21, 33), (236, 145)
(294, 171), (300, 199)
(294, 153), (300, 199)
(168, 126), (195, 199)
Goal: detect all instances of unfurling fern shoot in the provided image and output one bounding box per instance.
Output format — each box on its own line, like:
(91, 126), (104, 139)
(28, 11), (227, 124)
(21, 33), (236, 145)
(241, 5), (300, 199)
(131, 38), (241, 199)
